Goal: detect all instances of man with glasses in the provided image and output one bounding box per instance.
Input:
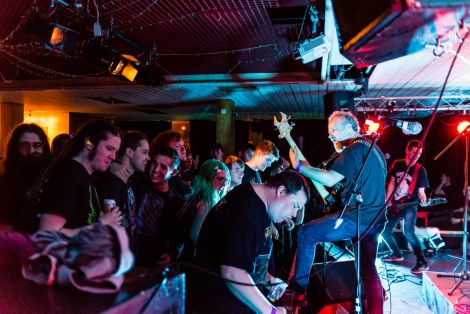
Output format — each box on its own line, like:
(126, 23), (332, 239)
(288, 111), (386, 314)
(0, 123), (51, 231)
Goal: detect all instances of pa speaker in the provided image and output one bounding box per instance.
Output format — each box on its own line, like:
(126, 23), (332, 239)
(323, 91), (356, 117)
(331, 0), (465, 67)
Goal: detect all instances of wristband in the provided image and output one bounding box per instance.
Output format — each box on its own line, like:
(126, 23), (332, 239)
(295, 163), (302, 172)
(271, 306), (276, 314)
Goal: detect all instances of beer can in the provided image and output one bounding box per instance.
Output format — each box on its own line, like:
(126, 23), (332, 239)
(103, 199), (116, 213)
(268, 280), (288, 302)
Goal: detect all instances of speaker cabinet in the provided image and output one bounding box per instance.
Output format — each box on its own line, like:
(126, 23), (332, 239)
(323, 91), (356, 117)
(331, 0), (467, 67)
(305, 260), (365, 313)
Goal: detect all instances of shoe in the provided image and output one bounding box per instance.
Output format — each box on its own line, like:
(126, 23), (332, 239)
(383, 255), (404, 262)
(411, 260), (429, 274)
(287, 281), (308, 306)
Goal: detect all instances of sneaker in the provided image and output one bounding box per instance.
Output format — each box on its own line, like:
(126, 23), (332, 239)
(411, 260), (429, 274)
(383, 255), (404, 262)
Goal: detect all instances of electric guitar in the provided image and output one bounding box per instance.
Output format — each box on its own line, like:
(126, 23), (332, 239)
(387, 197), (447, 217)
(274, 112), (342, 211)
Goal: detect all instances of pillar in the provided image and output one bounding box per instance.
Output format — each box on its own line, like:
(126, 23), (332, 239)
(216, 99), (235, 156)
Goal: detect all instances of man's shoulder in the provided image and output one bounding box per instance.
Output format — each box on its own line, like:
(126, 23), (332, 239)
(94, 171), (125, 186)
(391, 159), (406, 168)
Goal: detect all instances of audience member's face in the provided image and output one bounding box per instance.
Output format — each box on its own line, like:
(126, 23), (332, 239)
(18, 132), (44, 158)
(149, 154), (176, 184)
(269, 187), (308, 223)
(90, 133), (121, 172)
(230, 163), (244, 186)
(130, 139), (150, 173)
(212, 169), (230, 193)
(259, 153), (277, 171)
(169, 139), (186, 161)
(214, 149), (224, 161)
(242, 148), (254, 162)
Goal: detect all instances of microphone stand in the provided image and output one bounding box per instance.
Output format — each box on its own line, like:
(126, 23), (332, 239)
(334, 130), (383, 314)
(436, 126), (470, 295)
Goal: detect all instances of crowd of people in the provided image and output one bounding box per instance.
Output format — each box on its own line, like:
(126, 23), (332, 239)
(0, 111), (466, 313)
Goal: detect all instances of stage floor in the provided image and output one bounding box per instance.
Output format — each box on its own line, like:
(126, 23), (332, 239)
(379, 249), (470, 314)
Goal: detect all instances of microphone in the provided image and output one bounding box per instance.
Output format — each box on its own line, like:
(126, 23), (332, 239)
(378, 117), (423, 135)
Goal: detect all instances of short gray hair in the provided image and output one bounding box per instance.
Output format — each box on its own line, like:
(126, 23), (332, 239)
(328, 111), (360, 132)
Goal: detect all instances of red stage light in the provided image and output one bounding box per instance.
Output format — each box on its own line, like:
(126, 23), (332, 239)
(457, 121), (470, 133)
(364, 119), (381, 134)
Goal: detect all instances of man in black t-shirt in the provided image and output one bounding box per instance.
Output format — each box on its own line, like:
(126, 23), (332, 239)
(134, 147), (184, 266)
(241, 140), (279, 184)
(38, 120), (122, 236)
(94, 130), (150, 238)
(289, 111), (386, 314)
(189, 170), (309, 314)
(382, 140), (429, 273)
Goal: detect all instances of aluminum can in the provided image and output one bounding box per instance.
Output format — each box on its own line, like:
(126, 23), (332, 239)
(268, 280), (288, 301)
(103, 199), (116, 213)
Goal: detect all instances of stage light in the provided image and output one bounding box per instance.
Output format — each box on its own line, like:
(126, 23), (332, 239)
(46, 24), (80, 53)
(109, 54), (141, 82)
(457, 121), (470, 133)
(364, 118), (381, 135)
(50, 27), (64, 46)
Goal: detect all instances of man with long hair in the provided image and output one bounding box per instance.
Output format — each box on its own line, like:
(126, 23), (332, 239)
(37, 120), (122, 236)
(0, 123), (51, 231)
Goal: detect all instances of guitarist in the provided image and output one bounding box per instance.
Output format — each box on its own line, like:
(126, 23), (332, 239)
(382, 140), (429, 274)
(288, 111), (387, 314)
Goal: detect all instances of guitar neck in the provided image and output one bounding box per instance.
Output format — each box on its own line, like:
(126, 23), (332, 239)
(285, 135), (309, 165)
(284, 135), (330, 198)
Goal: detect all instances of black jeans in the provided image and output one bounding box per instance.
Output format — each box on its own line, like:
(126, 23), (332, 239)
(382, 205), (425, 260)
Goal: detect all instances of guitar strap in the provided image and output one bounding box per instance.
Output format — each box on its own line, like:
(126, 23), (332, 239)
(351, 138), (387, 179)
(407, 163), (421, 198)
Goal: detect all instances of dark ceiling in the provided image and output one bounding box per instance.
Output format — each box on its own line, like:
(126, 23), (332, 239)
(0, 0), (469, 120)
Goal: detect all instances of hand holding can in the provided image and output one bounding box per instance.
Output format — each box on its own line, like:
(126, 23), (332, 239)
(268, 278), (288, 302)
(103, 199), (116, 213)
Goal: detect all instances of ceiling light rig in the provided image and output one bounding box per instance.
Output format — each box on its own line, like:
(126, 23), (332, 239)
(109, 54), (140, 82)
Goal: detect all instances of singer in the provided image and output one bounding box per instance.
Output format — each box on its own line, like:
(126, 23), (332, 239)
(288, 111), (387, 314)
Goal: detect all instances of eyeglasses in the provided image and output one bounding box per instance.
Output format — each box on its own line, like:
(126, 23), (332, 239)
(18, 141), (44, 150)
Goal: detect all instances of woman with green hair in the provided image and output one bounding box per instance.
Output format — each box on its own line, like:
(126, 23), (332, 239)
(175, 159), (230, 260)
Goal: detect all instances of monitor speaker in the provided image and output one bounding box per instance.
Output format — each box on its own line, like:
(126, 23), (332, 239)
(306, 260), (365, 313)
